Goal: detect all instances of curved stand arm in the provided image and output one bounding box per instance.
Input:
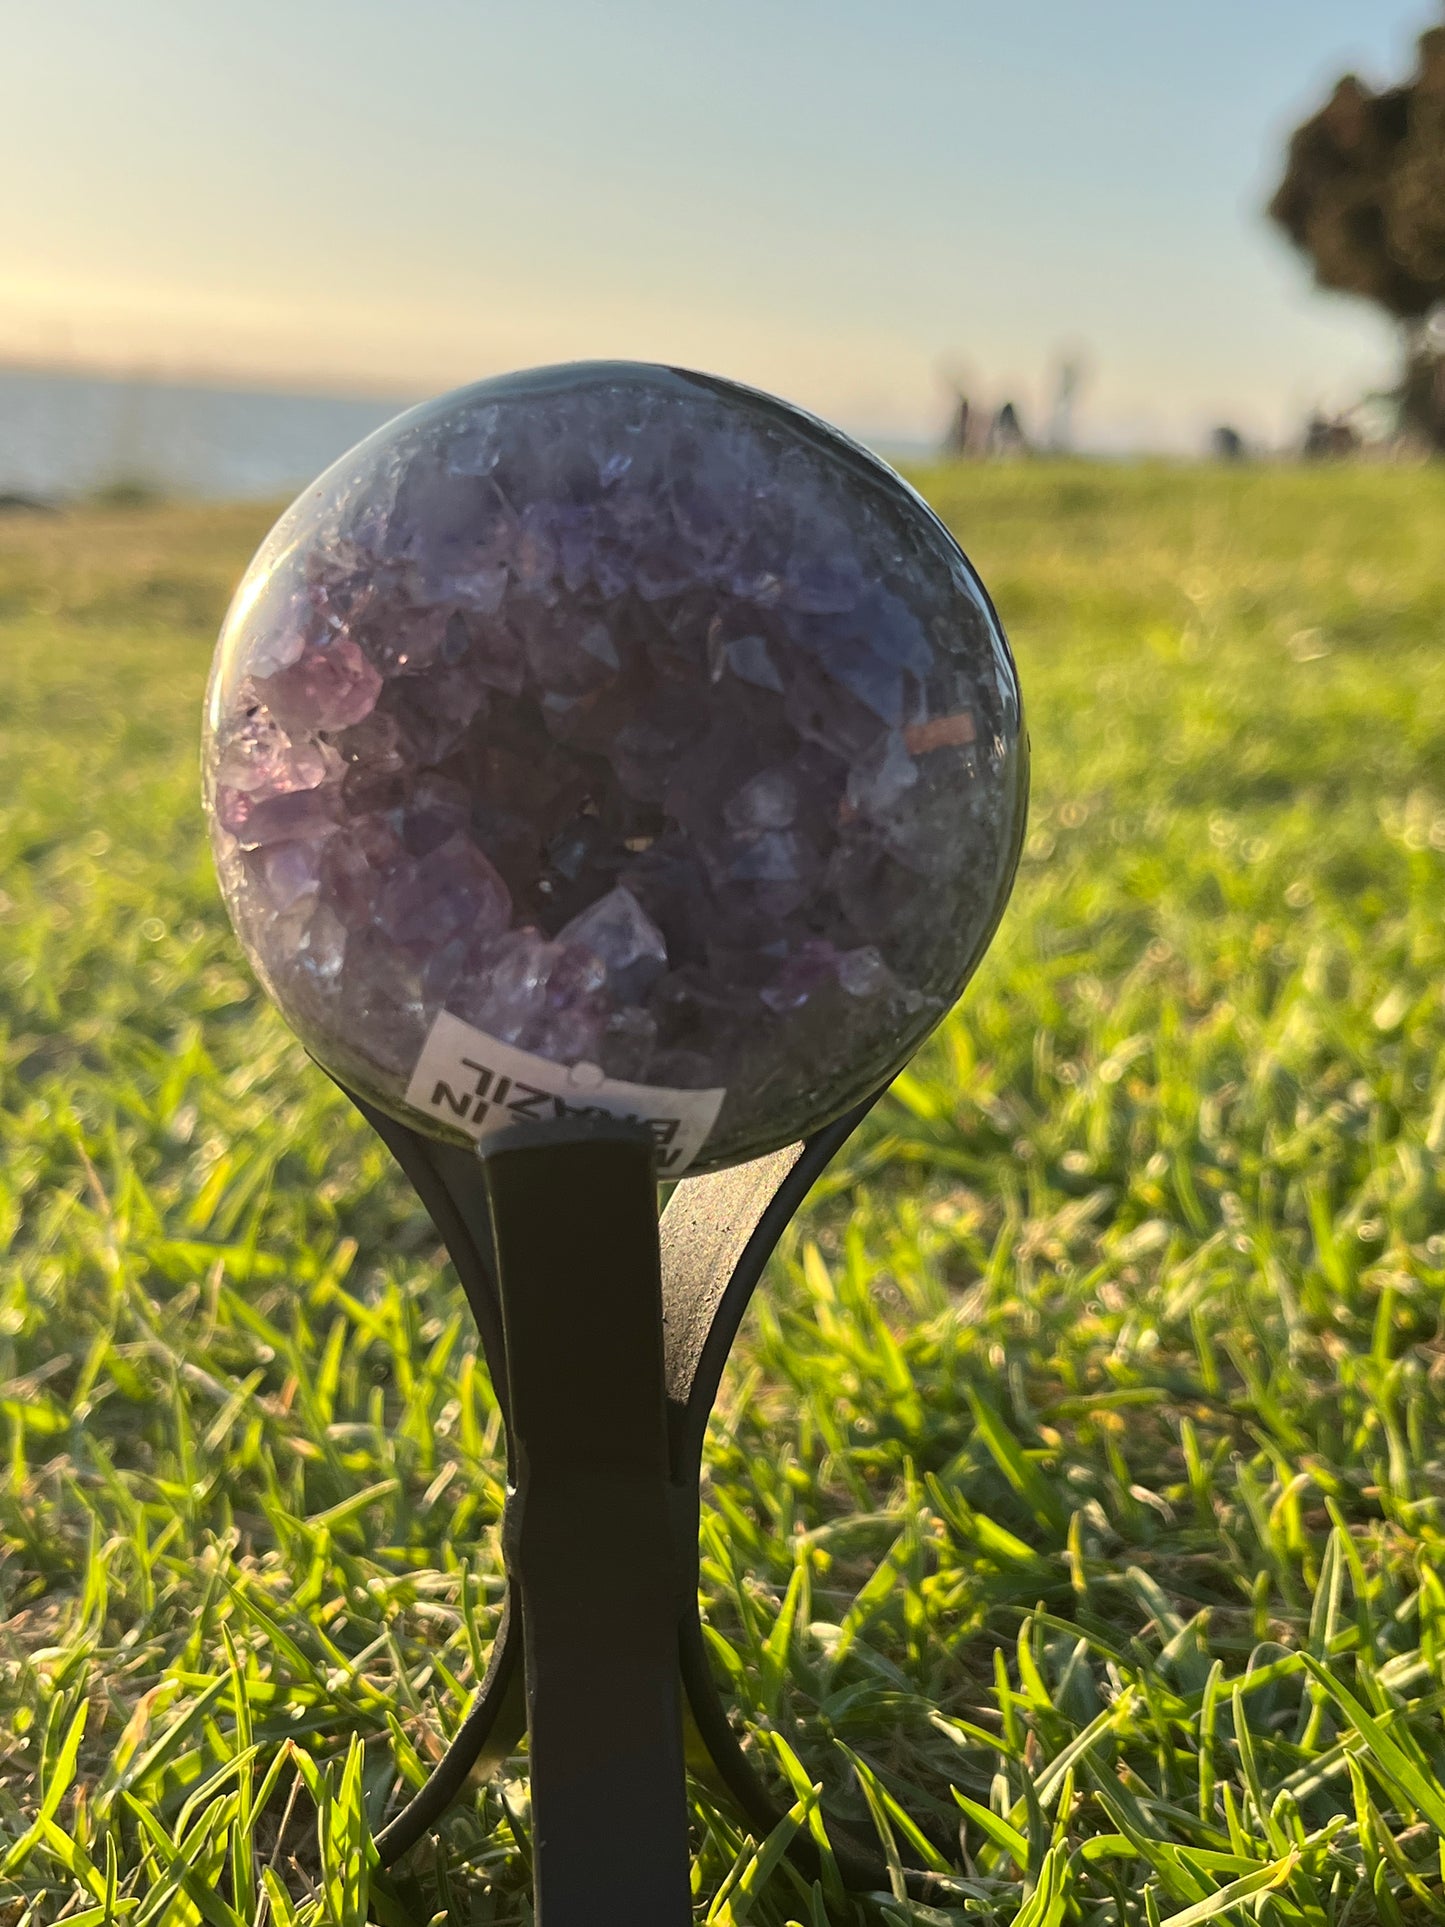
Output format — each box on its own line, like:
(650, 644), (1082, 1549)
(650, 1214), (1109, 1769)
(346, 1081), (900, 1904)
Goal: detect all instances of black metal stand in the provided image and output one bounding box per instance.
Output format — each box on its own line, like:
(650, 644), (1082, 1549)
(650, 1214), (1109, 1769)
(344, 1083), (897, 1920)
(487, 1123), (691, 1922)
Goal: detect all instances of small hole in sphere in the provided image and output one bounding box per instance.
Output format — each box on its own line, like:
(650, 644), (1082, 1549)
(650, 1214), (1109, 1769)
(568, 1061), (606, 1091)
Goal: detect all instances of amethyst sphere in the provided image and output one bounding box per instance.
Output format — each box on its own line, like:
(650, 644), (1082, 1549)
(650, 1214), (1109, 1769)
(203, 363), (1026, 1172)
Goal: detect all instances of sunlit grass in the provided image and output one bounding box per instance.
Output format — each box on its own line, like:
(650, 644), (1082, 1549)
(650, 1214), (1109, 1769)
(1, 463), (1444, 1922)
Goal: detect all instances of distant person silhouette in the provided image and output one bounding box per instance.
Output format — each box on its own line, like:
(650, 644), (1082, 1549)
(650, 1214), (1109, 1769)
(943, 392), (972, 458)
(989, 401), (1028, 456)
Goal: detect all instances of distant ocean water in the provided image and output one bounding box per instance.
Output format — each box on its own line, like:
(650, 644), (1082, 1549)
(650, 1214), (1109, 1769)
(0, 365), (937, 504)
(0, 366), (411, 501)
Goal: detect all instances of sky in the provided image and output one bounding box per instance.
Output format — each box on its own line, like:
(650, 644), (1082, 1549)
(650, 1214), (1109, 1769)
(1, 0), (1436, 451)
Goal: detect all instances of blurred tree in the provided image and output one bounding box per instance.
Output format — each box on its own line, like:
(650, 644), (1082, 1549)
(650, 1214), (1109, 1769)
(1268, 17), (1445, 449)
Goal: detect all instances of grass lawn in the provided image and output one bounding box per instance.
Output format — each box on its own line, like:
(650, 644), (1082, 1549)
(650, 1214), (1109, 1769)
(2, 460), (1444, 1925)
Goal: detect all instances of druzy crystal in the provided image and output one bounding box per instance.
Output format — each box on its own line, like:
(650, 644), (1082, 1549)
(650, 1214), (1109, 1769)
(203, 362), (1027, 1171)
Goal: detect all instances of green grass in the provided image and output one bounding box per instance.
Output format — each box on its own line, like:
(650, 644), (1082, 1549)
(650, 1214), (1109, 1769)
(1, 460), (1444, 1924)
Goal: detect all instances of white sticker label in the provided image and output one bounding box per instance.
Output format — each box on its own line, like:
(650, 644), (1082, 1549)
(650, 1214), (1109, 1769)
(404, 1010), (726, 1175)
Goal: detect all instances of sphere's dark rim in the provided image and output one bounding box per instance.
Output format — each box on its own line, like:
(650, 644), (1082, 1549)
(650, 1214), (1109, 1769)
(207, 360), (1031, 1172)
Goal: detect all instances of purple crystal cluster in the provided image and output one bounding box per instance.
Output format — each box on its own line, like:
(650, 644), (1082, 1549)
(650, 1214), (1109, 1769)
(204, 363), (1026, 1169)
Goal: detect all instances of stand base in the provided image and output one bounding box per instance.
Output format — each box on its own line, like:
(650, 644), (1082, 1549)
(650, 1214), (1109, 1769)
(348, 1084), (911, 1914)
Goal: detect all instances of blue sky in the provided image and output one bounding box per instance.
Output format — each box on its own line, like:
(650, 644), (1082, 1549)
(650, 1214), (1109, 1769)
(2, 0), (1434, 449)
